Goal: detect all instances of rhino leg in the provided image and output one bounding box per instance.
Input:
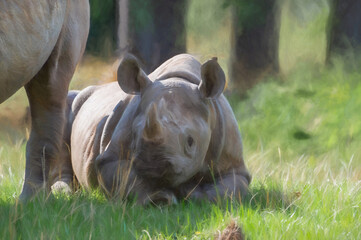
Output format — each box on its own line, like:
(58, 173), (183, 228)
(21, 73), (69, 199)
(95, 155), (136, 198)
(95, 154), (177, 205)
(19, 1), (89, 201)
(50, 91), (80, 195)
(204, 170), (250, 202)
(183, 169), (251, 202)
(136, 188), (178, 206)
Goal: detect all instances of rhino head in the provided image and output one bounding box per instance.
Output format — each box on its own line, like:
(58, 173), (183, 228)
(116, 54), (226, 188)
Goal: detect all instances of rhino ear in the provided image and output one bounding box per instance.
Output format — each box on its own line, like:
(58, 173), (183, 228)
(198, 57), (226, 99)
(117, 54), (152, 95)
(143, 103), (163, 142)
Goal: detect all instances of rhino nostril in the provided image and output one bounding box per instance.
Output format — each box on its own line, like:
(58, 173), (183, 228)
(187, 136), (194, 147)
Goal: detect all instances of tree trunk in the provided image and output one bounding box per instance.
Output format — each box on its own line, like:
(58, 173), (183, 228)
(115, 0), (129, 54)
(230, 0), (280, 93)
(128, 0), (187, 73)
(326, 0), (361, 62)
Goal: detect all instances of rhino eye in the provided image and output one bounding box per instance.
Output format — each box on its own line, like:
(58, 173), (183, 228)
(187, 136), (194, 147)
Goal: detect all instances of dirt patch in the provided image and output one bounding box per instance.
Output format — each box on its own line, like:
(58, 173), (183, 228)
(215, 220), (244, 240)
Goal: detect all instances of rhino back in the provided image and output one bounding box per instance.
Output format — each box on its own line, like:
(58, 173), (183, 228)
(0, 0), (66, 102)
(148, 54), (201, 85)
(70, 82), (128, 188)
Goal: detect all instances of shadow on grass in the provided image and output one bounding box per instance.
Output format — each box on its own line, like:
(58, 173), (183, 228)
(182, 182), (298, 215)
(0, 183), (298, 239)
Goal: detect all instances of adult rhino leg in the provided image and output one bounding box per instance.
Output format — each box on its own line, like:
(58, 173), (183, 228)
(19, 0), (90, 200)
(51, 91), (79, 195)
(21, 71), (68, 199)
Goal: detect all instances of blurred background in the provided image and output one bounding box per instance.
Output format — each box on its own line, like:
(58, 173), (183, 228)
(1, 0), (361, 185)
(85, 0), (361, 88)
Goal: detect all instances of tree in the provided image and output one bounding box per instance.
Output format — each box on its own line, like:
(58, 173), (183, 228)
(226, 0), (281, 92)
(326, 0), (361, 62)
(127, 0), (187, 73)
(115, 0), (129, 55)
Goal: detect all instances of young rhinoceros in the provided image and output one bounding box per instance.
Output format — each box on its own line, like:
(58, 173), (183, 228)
(61, 54), (251, 204)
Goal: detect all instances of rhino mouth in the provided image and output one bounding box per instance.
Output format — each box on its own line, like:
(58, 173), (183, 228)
(133, 141), (175, 187)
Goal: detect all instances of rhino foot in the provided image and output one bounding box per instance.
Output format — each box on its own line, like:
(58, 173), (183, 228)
(19, 184), (50, 203)
(51, 180), (72, 196)
(139, 190), (178, 206)
(19, 181), (47, 202)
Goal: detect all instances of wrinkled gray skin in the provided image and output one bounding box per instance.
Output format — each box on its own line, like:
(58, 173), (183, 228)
(0, 1), (90, 200)
(64, 54), (251, 204)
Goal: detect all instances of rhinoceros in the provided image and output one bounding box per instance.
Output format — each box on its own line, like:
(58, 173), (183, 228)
(0, 1), (89, 200)
(62, 54), (251, 204)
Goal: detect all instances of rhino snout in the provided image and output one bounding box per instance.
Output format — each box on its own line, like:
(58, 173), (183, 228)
(133, 152), (174, 184)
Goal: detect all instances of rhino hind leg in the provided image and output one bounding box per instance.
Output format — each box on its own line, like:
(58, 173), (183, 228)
(21, 76), (68, 200)
(19, 1), (89, 201)
(50, 91), (80, 196)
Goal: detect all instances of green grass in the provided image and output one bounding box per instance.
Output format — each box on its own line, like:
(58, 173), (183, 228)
(1, 59), (361, 239)
(231, 59), (361, 179)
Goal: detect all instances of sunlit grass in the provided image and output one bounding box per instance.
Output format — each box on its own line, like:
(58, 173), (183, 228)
(230, 59), (361, 180)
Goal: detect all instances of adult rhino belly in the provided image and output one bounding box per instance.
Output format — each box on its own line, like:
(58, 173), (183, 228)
(0, 0), (66, 103)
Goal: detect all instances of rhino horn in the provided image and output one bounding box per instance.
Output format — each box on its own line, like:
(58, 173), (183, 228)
(143, 102), (164, 142)
(117, 54), (152, 95)
(198, 57), (226, 99)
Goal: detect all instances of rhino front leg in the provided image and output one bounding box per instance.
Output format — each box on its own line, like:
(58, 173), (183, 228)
(184, 169), (251, 202)
(95, 152), (136, 199)
(95, 154), (177, 205)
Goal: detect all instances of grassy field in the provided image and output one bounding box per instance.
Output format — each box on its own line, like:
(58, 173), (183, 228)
(1, 57), (360, 239)
(1, 0), (361, 239)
